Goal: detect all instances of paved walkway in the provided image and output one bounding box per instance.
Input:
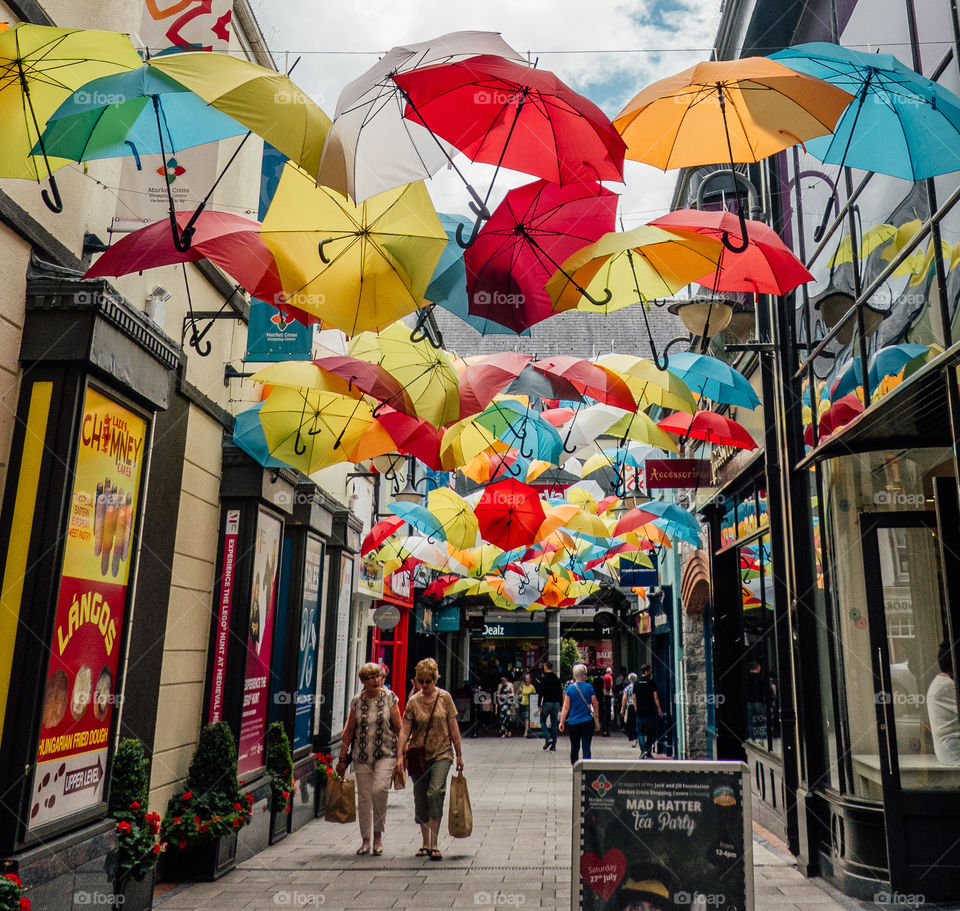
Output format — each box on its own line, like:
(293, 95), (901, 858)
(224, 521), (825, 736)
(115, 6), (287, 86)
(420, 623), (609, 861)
(155, 733), (862, 911)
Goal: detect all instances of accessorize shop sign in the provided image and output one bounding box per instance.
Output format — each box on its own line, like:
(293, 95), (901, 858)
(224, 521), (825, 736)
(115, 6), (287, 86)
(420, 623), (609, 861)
(31, 388), (147, 830)
(644, 459), (711, 489)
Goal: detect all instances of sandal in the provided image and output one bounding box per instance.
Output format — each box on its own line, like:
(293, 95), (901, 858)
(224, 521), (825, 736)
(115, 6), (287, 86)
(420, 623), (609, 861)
(416, 847), (430, 857)
(428, 849), (443, 861)
(372, 845), (383, 856)
(356, 845), (371, 855)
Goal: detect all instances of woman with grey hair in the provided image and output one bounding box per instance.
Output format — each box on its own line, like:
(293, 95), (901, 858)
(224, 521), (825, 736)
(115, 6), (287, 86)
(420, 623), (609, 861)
(337, 662), (402, 855)
(620, 672), (638, 748)
(559, 663), (600, 764)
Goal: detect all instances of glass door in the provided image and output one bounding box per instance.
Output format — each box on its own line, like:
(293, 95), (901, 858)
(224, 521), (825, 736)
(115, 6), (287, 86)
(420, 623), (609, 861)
(860, 512), (960, 895)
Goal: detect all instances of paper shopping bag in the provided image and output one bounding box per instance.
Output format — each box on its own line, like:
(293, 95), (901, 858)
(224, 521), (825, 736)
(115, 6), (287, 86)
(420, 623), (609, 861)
(447, 772), (472, 838)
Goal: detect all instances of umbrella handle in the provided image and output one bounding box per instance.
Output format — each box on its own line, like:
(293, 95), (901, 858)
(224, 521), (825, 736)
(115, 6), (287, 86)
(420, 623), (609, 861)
(41, 174), (63, 214)
(721, 208), (750, 253)
(581, 286), (613, 308)
(294, 430), (307, 455)
(456, 207), (488, 250)
(318, 238), (333, 264)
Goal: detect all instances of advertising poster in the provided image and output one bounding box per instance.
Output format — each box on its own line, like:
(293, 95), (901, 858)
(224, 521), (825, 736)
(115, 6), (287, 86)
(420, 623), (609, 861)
(237, 509), (282, 774)
(329, 556), (354, 734)
(208, 508), (240, 723)
(293, 535), (323, 751)
(31, 388), (147, 829)
(574, 761), (752, 911)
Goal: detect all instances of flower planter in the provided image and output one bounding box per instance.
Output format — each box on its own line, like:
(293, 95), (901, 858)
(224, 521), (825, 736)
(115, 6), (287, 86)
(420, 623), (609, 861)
(161, 833), (237, 883)
(269, 807), (290, 844)
(315, 773), (327, 818)
(116, 868), (155, 911)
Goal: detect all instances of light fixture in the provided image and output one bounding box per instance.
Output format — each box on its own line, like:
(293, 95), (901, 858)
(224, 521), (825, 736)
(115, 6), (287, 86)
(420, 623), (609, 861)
(814, 288), (886, 345)
(392, 455), (423, 504)
(371, 452), (406, 479)
(668, 296), (734, 337)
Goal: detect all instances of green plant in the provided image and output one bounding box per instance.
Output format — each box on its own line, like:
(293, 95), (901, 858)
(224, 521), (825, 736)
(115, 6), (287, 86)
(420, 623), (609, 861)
(161, 723), (252, 852)
(560, 638), (582, 683)
(110, 739), (164, 883)
(0, 869), (29, 911)
(265, 722), (294, 814)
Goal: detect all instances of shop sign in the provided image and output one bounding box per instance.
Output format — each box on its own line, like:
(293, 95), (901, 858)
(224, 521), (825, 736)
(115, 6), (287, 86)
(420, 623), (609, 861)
(596, 641), (613, 665)
(574, 760), (753, 910)
(329, 555), (354, 734)
(619, 561), (659, 587)
(653, 607), (670, 634)
(474, 621), (546, 638)
(383, 570), (413, 607)
(418, 605), (459, 633)
(245, 299), (313, 362)
(373, 604), (402, 630)
(209, 509), (240, 723)
(31, 389), (147, 829)
(237, 509), (283, 775)
(636, 612), (652, 635)
(293, 535), (323, 751)
(644, 459), (711, 489)
(358, 556), (384, 599)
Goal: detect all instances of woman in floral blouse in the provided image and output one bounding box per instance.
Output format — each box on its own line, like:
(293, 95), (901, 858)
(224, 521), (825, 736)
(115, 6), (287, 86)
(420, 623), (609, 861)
(337, 663), (402, 855)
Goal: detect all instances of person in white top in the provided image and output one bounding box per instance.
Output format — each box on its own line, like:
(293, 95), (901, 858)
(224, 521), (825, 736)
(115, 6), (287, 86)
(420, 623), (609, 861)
(926, 640), (960, 767)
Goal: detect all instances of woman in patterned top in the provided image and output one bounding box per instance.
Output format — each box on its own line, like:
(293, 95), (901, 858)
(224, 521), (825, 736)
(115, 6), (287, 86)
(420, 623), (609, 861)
(337, 662), (402, 855)
(396, 657), (463, 861)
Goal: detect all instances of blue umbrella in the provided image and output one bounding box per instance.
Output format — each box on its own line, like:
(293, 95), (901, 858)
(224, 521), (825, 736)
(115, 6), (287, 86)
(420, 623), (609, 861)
(769, 43), (960, 181)
(233, 403), (289, 470)
(426, 213), (527, 336)
(666, 352), (760, 409)
(831, 343), (927, 399)
(642, 500), (701, 539)
(387, 502), (447, 541)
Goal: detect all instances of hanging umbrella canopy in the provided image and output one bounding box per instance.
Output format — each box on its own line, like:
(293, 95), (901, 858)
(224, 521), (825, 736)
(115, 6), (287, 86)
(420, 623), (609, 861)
(531, 357), (637, 412)
(317, 31), (527, 203)
(465, 400), (565, 463)
(232, 401), (291, 471)
(547, 225), (723, 314)
(829, 343), (928, 401)
(260, 164), (448, 335)
(348, 322), (461, 427)
(426, 487), (480, 550)
(371, 407), (444, 471)
(458, 354), (584, 418)
(555, 404), (628, 453)
(595, 354), (698, 413)
(658, 410), (758, 450)
(36, 65), (247, 161)
(473, 478), (547, 552)
(149, 51), (331, 177)
(466, 179), (619, 333)
(374, 535), (448, 570)
(388, 502), (447, 540)
(818, 391), (864, 437)
(666, 352), (760, 409)
(603, 408), (680, 451)
(362, 516), (405, 555)
(650, 209), (813, 296)
(393, 54), (626, 186)
(613, 506), (662, 537)
(770, 42), (960, 180)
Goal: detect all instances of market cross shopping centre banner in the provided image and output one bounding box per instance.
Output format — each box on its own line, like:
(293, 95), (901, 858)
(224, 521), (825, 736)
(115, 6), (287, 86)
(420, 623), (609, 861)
(573, 760), (753, 911)
(30, 388), (147, 830)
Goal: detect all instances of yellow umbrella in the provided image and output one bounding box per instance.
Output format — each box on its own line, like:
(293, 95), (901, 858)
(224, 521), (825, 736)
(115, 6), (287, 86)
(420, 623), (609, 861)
(261, 167), (448, 335)
(595, 355), (697, 413)
(460, 544), (506, 578)
(0, 24), (142, 205)
(536, 505), (581, 543)
(555, 510), (612, 539)
(149, 52), (331, 176)
(440, 417), (511, 469)
(620, 526), (673, 549)
(350, 322), (460, 428)
(547, 226), (723, 315)
(566, 488), (598, 514)
(603, 410), (679, 452)
(255, 387), (377, 473)
(426, 487), (479, 551)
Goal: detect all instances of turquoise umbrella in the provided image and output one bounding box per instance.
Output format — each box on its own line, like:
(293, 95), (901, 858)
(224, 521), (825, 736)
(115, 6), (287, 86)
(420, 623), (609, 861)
(831, 343), (927, 399)
(473, 401), (564, 463)
(666, 352), (760, 408)
(387, 502), (447, 541)
(233, 403), (288, 470)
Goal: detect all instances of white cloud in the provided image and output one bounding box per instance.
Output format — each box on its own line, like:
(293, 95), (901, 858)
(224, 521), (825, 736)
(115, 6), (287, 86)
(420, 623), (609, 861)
(251, 0), (722, 222)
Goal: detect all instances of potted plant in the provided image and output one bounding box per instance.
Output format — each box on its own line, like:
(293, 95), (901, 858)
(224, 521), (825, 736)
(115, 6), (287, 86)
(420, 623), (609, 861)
(314, 752), (338, 816)
(265, 722), (294, 844)
(0, 869), (29, 911)
(110, 739), (164, 911)
(160, 722), (252, 882)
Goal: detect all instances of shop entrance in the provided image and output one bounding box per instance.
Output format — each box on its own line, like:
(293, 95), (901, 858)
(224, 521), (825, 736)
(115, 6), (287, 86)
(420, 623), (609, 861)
(860, 510), (960, 896)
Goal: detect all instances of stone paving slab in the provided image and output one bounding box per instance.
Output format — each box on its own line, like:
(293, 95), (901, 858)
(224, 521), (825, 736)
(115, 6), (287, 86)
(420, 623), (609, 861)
(156, 733), (863, 911)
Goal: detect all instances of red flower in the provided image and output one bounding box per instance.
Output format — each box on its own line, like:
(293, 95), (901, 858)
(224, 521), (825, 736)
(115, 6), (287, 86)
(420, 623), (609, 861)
(193, 815), (201, 826)
(178, 839), (187, 850)
(245, 794), (254, 804)
(198, 824), (209, 834)
(239, 780), (246, 786)
(285, 806), (291, 814)
(181, 791), (193, 800)
(20, 898), (30, 911)
(129, 801), (141, 810)
(233, 802), (242, 811)
(5, 874), (23, 888)
(232, 818), (240, 828)
(152, 844), (163, 855)
(117, 821), (131, 834)
(173, 816), (182, 825)
(282, 791), (290, 800)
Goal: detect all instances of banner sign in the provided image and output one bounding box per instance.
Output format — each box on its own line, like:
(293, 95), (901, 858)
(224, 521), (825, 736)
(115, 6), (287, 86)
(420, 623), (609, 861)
(417, 605), (459, 633)
(573, 760), (753, 911)
(358, 556), (384, 599)
(293, 535), (323, 751)
(245, 300), (313, 362)
(619, 561), (659, 588)
(31, 389), (147, 829)
(329, 556), (355, 734)
(644, 459), (711, 489)
(209, 508), (241, 723)
(474, 620), (547, 638)
(237, 509), (282, 774)
(382, 570), (413, 608)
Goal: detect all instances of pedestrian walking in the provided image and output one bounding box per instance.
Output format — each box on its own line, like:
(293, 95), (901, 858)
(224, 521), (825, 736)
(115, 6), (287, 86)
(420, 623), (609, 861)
(559, 663), (600, 764)
(396, 658), (464, 861)
(336, 662), (402, 856)
(495, 674), (515, 737)
(518, 672), (537, 737)
(633, 664), (664, 758)
(535, 660), (563, 751)
(620, 672), (638, 747)
(601, 667), (614, 736)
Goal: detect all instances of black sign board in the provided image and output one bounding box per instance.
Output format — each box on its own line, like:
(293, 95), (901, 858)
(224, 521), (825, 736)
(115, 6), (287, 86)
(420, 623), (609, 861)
(620, 560), (659, 587)
(573, 760), (753, 911)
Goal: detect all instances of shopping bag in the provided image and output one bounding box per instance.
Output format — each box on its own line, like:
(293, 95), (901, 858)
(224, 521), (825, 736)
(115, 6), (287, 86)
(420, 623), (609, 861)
(324, 776), (356, 823)
(392, 765), (406, 790)
(447, 772), (473, 838)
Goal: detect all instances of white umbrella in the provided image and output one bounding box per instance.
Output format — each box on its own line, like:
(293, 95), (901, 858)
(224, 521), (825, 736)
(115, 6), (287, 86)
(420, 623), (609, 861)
(556, 404), (628, 453)
(317, 31), (527, 203)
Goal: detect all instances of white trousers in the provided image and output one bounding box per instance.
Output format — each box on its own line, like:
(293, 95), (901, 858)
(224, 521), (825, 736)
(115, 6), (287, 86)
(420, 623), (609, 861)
(354, 757), (394, 841)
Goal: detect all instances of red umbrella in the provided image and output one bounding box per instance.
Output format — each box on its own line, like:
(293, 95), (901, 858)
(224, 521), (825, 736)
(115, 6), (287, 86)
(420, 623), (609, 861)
(649, 209), (813, 296)
(473, 478), (547, 551)
(374, 407), (444, 470)
(818, 392), (864, 437)
(314, 356), (415, 416)
(458, 353), (583, 419)
(658, 411), (757, 449)
(362, 516), (404, 555)
(532, 356), (636, 411)
(394, 55), (625, 186)
(540, 407), (577, 427)
(613, 507), (661, 537)
(466, 179), (618, 332)
(424, 574), (461, 599)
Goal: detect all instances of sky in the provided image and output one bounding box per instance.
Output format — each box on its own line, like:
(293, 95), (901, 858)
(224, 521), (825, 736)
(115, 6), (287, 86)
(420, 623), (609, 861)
(252, 0), (723, 225)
